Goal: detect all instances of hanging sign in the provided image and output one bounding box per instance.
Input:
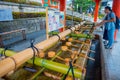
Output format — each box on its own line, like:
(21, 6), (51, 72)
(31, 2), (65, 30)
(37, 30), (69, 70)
(47, 10), (64, 32)
(46, 7), (65, 39)
(60, 11), (64, 28)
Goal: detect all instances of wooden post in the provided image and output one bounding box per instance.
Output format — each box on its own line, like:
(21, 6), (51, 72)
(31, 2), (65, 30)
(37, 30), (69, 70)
(0, 35), (4, 47)
(64, 10), (66, 31)
(46, 7), (49, 39)
(22, 30), (26, 40)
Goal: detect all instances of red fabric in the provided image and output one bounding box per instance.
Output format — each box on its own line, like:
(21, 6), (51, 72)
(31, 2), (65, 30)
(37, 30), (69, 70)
(112, 0), (120, 18)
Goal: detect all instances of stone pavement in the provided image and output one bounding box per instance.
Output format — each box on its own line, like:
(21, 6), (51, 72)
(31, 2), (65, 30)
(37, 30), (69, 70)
(103, 31), (120, 80)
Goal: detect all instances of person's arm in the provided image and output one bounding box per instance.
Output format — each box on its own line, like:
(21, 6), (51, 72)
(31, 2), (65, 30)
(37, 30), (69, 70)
(94, 20), (107, 29)
(94, 12), (116, 29)
(96, 20), (107, 26)
(105, 18), (115, 22)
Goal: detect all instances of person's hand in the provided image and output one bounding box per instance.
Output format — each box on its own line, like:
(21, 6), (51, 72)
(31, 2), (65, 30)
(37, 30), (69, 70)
(103, 20), (108, 23)
(94, 26), (97, 30)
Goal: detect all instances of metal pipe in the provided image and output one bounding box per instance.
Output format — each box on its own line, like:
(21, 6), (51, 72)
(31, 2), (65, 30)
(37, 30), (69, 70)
(0, 22), (85, 77)
(0, 48), (82, 78)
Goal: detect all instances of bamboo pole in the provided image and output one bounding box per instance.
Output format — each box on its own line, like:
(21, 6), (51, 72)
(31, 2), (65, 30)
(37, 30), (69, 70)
(70, 33), (94, 39)
(48, 51), (69, 62)
(0, 49), (82, 78)
(44, 71), (61, 80)
(65, 42), (79, 48)
(0, 22), (85, 77)
(68, 38), (95, 53)
(79, 53), (95, 61)
(61, 46), (78, 54)
(75, 39), (92, 73)
(31, 50), (63, 79)
(28, 58), (82, 78)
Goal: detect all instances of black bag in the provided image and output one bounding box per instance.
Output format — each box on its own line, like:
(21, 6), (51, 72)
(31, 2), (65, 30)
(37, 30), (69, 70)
(115, 16), (120, 29)
(109, 12), (120, 29)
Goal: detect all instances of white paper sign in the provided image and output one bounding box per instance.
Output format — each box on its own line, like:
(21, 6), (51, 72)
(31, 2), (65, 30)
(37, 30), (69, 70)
(60, 12), (64, 28)
(47, 11), (64, 32)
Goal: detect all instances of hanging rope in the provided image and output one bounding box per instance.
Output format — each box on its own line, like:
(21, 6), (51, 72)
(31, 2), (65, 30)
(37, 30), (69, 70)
(1, 47), (9, 58)
(9, 57), (17, 71)
(3, 47), (8, 58)
(62, 61), (75, 80)
(29, 39), (39, 66)
(23, 39), (39, 72)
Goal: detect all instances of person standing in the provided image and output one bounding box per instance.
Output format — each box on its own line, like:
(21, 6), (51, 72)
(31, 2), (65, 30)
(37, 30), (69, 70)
(94, 6), (116, 49)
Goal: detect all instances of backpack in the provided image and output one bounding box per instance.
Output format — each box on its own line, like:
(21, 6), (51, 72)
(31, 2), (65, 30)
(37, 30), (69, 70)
(109, 12), (120, 29)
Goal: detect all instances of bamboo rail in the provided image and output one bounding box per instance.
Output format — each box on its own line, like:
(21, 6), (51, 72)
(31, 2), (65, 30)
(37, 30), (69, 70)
(0, 22), (85, 77)
(0, 49), (82, 78)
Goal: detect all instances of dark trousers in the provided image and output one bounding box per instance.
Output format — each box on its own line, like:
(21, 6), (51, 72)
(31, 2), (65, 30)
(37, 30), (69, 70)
(103, 29), (108, 40)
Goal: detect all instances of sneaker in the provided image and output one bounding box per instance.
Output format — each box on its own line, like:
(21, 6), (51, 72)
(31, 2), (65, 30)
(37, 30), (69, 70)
(103, 41), (108, 45)
(104, 44), (108, 46)
(105, 45), (112, 49)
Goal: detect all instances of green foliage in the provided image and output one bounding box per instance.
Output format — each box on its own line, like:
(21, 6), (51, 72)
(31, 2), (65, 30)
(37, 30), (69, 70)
(66, 15), (82, 22)
(12, 12), (46, 19)
(3, 0), (42, 6)
(66, 15), (72, 20)
(73, 0), (95, 12)
(4, 0), (20, 3)
(27, 1), (42, 6)
(98, 14), (104, 19)
(73, 17), (82, 22)
(12, 12), (82, 22)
